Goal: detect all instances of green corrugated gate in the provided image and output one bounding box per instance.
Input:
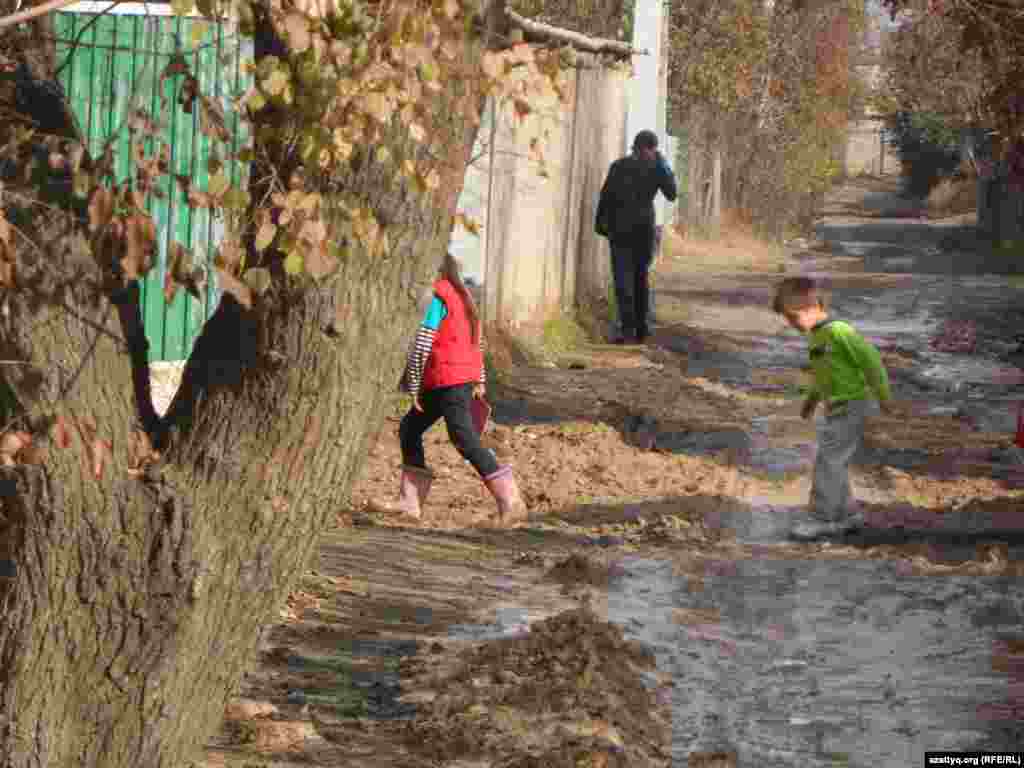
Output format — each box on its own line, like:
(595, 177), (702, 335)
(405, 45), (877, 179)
(54, 6), (253, 361)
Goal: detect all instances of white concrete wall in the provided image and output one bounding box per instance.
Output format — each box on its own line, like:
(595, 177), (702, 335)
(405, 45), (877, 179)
(845, 117), (900, 176)
(448, 54), (630, 327)
(448, 103), (494, 285)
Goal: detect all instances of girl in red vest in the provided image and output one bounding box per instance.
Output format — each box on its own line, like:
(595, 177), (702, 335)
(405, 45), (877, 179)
(373, 253), (526, 523)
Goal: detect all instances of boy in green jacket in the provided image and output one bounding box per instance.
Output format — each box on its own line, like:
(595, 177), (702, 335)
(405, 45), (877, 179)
(773, 277), (893, 540)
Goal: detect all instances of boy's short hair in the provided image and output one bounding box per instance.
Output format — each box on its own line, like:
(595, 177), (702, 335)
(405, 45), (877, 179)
(772, 276), (822, 314)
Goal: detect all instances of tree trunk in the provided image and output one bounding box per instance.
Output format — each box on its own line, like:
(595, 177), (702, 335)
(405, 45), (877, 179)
(710, 143), (722, 238)
(686, 115), (704, 233)
(0, 5), (498, 767)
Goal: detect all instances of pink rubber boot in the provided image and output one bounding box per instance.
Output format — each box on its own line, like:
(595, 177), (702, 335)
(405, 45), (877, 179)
(371, 465), (433, 519)
(483, 465), (527, 524)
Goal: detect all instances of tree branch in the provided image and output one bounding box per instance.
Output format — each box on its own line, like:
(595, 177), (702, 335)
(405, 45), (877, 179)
(0, 0), (82, 32)
(505, 10), (649, 57)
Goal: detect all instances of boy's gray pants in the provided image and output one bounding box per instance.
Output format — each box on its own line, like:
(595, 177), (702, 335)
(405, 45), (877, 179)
(810, 399), (872, 521)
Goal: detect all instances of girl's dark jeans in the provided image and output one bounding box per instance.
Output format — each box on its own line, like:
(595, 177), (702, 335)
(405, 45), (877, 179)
(399, 383), (499, 477)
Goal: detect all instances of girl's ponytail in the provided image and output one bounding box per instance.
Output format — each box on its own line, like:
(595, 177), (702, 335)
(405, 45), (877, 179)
(440, 252), (480, 343)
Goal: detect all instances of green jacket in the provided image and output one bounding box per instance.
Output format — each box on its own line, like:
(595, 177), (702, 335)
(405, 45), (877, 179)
(807, 319), (891, 404)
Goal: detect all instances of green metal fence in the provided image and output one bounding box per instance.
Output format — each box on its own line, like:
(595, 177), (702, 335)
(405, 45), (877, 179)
(54, 6), (253, 361)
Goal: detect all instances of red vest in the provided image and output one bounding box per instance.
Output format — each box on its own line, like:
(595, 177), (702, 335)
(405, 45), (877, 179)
(421, 279), (483, 392)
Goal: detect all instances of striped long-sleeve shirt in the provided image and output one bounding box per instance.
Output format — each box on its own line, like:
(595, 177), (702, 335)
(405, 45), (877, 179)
(401, 296), (485, 401)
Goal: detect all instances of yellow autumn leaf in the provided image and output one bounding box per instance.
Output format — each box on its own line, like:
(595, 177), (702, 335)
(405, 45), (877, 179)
(455, 213), (481, 236)
(255, 220), (277, 252)
(243, 267), (272, 296)
(245, 89), (267, 112)
(207, 171), (230, 199)
(263, 69), (290, 97)
(190, 21), (209, 46)
(283, 251), (304, 275)
(363, 92), (392, 124)
(333, 128), (354, 160)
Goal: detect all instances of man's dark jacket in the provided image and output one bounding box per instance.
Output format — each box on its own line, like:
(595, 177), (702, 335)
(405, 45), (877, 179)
(595, 152), (677, 245)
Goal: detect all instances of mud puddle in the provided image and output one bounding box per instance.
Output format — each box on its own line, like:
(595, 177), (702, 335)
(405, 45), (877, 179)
(608, 554), (1024, 766)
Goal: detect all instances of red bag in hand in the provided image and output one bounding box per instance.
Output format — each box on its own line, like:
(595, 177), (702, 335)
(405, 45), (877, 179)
(471, 397), (491, 436)
(1017, 402), (1024, 449)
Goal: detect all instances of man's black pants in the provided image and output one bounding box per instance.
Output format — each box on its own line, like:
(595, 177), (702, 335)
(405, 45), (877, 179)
(610, 236), (655, 339)
(399, 383), (499, 477)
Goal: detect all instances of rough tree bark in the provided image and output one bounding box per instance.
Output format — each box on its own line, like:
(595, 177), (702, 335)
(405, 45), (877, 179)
(0, 3), (505, 766)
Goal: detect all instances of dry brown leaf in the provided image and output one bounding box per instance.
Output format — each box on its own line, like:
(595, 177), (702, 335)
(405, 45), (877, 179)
(304, 240), (338, 280)
(0, 431), (30, 462)
(88, 187), (115, 233)
(165, 242), (204, 302)
(178, 74), (199, 114)
(215, 240), (244, 271)
(198, 96), (230, 143)
(164, 270), (179, 305)
(283, 12), (312, 52)
(122, 214), (157, 280)
(161, 53), (190, 80)
(216, 268), (254, 309)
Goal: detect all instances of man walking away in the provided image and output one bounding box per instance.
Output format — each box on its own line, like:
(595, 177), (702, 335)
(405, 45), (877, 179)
(595, 130), (677, 344)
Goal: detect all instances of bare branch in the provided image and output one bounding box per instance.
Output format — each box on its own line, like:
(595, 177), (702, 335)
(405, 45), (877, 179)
(505, 9), (648, 56)
(0, 0), (83, 32)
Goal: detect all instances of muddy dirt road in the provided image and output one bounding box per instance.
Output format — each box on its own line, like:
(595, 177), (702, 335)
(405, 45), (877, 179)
(201, 176), (1024, 767)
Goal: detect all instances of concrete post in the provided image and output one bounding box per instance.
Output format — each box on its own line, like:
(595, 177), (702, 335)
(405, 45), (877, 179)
(625, 0), (669, 224)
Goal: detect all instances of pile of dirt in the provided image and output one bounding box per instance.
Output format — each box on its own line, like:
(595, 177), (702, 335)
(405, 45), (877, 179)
(402, 606), (672, 767)
(545, 553), (624, 588)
